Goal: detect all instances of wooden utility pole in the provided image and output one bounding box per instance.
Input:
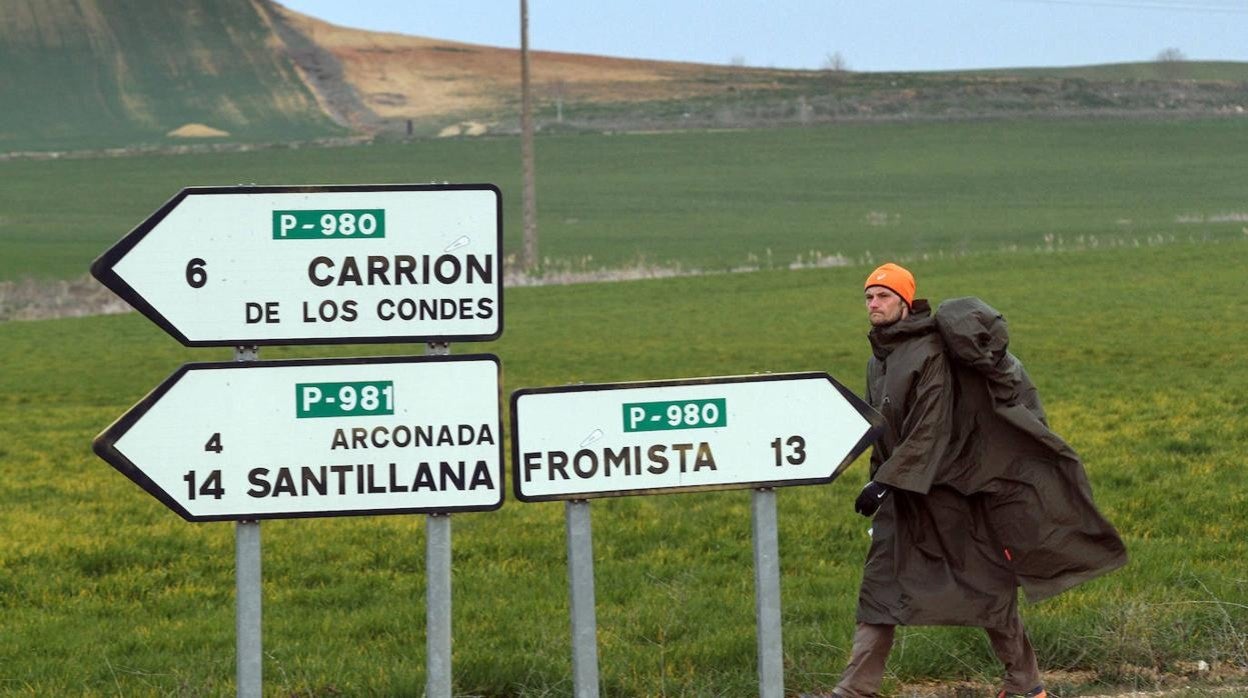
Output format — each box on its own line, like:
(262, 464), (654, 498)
(520, 0), (538, 272)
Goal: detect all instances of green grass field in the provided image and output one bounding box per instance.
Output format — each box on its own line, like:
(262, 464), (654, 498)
(2, 118), (1247, 695)
(1, 240), (1246, 695)
(2, 118), (1247, 281)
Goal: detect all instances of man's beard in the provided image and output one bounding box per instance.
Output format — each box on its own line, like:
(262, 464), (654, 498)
(869, 310), (902, 327)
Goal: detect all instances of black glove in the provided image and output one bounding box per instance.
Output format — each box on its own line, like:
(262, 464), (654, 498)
(854, 480), (890, 517)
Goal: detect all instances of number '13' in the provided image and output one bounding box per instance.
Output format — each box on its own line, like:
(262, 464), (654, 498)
(770, 435), (806, 466)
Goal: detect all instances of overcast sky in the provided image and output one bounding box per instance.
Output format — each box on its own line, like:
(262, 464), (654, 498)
(277, 0), (1248, 72)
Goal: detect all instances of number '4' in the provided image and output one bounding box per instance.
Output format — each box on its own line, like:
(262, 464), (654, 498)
(205, 433), (223, 453)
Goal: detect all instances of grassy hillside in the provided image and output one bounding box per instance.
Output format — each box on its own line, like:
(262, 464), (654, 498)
(0, 0), (342, 152)
(2, 118), (1247, 284)
(264, 3), (1248, 138)
(1, 242), (1245, 695)
(974, 60), (1248, 81)
(1, 0), (1244, 150)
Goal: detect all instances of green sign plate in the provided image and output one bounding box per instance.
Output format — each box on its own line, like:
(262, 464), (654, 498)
(622, 398), (726, 432)
(296, 380), (395, 418)
(273, 209), (386, 239)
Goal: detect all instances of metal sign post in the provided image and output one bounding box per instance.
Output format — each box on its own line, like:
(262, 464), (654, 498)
(424, 341), (453, 698)
(425, 511), (452, 698)
(233, 346), (262, 698)
(566, 499), (600, 698)
(92, 181), (507, 697)
(236, 519), (262, 698)
(751, 487), (782, 698)
(511, 372), (881, 692)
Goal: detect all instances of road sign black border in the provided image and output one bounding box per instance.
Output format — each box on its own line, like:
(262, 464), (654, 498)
(93, 353), (506, 522)
(509, 371), (884, 503)
(89, 183), (504, 347)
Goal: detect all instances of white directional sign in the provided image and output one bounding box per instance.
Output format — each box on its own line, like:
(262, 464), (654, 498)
(510, 372), (882, 502)
(90, 184), (502, 346)
(94, 355), (503, 521)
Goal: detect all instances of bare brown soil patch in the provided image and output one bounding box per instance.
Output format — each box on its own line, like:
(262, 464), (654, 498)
(167, 123), (230, 138)
(0, 275), (130, 321)
(267, 1), (804, 126)
(437, 121), (490, 138)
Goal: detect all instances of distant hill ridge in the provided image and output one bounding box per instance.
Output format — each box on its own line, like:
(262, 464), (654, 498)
(2, 0), (1247, 153)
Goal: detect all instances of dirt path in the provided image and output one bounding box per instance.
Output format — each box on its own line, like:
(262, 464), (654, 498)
(0, 255), (853, 322)
(0, 276), (131, 321)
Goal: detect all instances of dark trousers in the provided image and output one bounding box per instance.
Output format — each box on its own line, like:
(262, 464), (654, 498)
(834, 612), (1041, 697)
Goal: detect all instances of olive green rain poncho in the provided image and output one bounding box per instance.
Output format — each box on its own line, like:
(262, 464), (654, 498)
(859, 297), (1127, 628)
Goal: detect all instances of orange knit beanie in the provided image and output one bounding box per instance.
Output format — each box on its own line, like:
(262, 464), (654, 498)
(864, 262), (915, 306)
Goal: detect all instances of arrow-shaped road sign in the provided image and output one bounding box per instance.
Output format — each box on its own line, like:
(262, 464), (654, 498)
(91, 184), (502, 346)
(511, 372), (883, 502)
(94, 355), (504, 521)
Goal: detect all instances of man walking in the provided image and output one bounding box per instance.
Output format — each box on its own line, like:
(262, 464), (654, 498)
(833, 263), (1127, 698)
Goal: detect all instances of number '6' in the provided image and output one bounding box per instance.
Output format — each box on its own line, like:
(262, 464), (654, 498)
(186, 258), (207, 288)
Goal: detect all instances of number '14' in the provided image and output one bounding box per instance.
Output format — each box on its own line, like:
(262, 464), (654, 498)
(184, 470), (224, 500)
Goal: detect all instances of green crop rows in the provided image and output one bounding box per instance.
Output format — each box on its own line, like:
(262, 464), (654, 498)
(3, 118), (1246, 282)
